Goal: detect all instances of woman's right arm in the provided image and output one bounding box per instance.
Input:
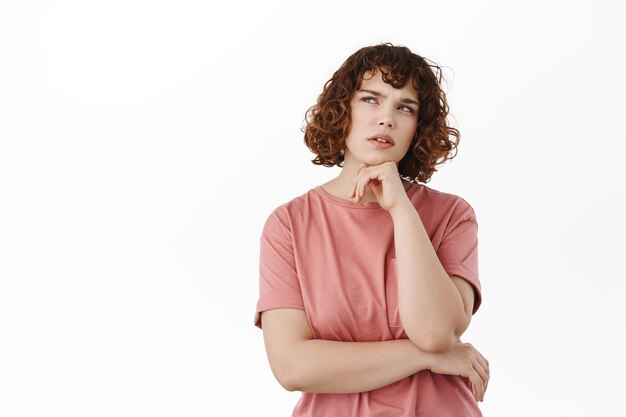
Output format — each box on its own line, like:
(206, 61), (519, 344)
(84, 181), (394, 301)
(260, 308), (433, 394)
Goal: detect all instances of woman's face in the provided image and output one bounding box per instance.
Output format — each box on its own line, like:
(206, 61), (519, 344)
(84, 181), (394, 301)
(344, 68), (419, 167)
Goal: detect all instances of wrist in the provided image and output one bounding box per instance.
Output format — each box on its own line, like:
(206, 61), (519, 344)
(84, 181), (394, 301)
(409, 340), (435, 372)
(389, 198), (415, 218)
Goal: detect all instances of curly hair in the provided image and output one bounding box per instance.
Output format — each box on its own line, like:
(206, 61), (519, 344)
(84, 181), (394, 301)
(302, 42), (460, 184)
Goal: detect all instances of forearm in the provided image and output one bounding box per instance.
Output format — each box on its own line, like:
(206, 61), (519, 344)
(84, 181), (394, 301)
(390, 202), (466, 352)
(290, 338), (431, 394)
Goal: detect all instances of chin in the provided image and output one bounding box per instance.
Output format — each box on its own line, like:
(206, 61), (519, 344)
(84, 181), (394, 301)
(363, 154), (398, 165)
(347, 149), (397, 166)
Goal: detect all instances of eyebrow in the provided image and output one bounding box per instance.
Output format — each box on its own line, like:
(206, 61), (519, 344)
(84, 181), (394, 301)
(357, 89), (419, 106)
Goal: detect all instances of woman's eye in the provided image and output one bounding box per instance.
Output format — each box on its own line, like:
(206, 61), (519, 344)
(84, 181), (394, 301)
(361, 97), (413, 113)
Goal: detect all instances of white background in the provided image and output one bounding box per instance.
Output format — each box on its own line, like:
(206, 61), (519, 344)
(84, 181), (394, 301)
(1, 0), (625, 416)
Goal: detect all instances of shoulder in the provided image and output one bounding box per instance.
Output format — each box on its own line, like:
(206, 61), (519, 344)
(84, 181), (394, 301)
(414, 183), (477, 222)
(261, 187), (316, 238)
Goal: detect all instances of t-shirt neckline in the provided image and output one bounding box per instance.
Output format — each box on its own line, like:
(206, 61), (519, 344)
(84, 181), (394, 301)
(313, 183), (419, 209)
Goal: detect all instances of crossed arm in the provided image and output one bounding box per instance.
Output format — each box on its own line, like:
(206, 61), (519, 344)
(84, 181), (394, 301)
(260, 308), (434, 393)
(260, 201), (479, 394)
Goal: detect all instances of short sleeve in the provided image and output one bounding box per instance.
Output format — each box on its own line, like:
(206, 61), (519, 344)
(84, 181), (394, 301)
(437, 205), (482, 314)
(253, 209), (305, 329)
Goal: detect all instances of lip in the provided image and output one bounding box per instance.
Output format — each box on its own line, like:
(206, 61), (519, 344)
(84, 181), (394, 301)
(368, 138), (393, 149)
(367, 134), (395, 145)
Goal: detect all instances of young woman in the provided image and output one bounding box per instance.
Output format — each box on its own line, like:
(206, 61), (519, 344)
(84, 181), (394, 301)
(254, 42), (490, 417)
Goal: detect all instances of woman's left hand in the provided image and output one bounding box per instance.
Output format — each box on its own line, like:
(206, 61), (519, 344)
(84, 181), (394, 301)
(350, 161), (411, 212)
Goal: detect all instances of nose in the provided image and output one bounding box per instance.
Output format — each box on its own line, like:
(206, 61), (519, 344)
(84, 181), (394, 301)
(378, 106), (394, 128)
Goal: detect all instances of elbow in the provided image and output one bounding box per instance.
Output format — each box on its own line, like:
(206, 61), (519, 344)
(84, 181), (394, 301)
(425, 334), (457, 353)
(280, 379), (299, 392)
(274, 363), (301, 392)
(268, 340), (313, 392)
(283, 357), (319, 392)
(275, 349), (319, 392)
(404, 312), (468, 353)
(268, 352), (302, 392)
(275, 374), (299, 392)
(409, 330), (458, 353)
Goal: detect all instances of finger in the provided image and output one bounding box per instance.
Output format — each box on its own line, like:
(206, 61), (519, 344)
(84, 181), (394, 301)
(476, 351), (488, 366)
(353, 164), (367, 201)
(361, 166), (378, 200)
(460, 364), (481, 402)
(355, 171), (365, 201)
(465, 358), (485, 402)
(358, 178), (365, 201)
(483, 363), (491, 391)
(469, 376), (482, 402)
(473, 352), (489, 392)
(351, 180), (360, 200)
(355, 168), (369, 201)
(359, 178), (367, 198)
(472, 354), (488, 381)
(351, 175), (360, 201)
(470, 371), (485, 402)
(472, 360), (488, 400)
(476, 351), (489, 372)
(355, 163), (367, 179)
(360, 169), (373, 201)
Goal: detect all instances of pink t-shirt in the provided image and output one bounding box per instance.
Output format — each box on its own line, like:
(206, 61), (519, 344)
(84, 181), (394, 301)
(254, 183), (482, 417)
